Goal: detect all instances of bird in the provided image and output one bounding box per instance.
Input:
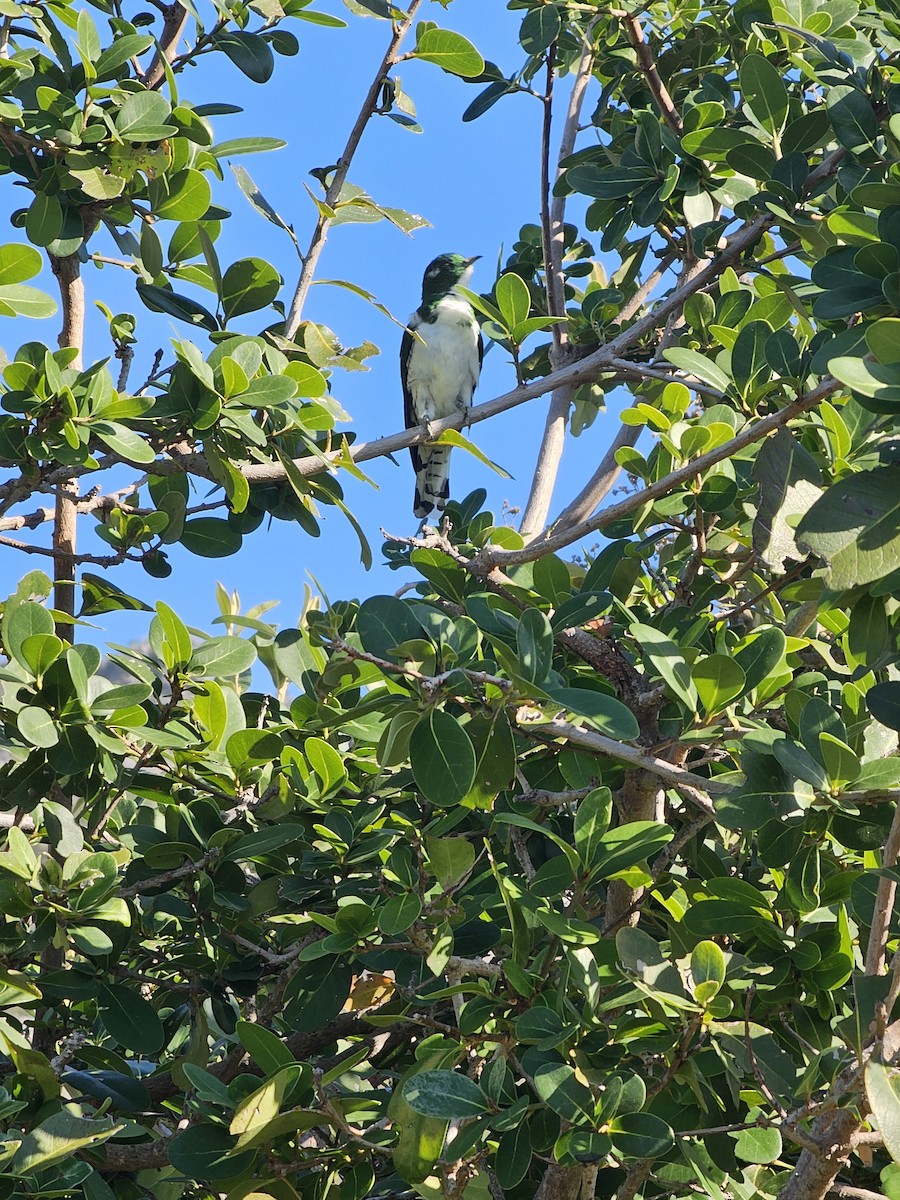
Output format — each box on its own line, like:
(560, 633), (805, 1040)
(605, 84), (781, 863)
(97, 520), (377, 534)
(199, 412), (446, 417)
(401, 253), (483, 522)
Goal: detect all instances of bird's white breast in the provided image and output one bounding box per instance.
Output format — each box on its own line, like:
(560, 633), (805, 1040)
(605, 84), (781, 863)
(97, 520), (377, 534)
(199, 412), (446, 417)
(406, 295), (480, 421)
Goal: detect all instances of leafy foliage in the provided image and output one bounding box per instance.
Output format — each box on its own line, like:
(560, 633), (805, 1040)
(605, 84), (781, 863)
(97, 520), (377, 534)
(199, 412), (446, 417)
(3, 1), (900, 1200)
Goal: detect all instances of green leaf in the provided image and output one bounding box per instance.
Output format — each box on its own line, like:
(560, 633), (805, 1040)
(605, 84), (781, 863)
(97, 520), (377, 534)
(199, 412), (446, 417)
(691, 655), (745, 714)
(17, 706), (59, 748)
(425, 835), (475, 888)
(136, 282), (218, 331)
(731, 1122), (783, 1164)
(223, 824), (307, 862)
(222, 257), (282, 319)
(819, 732), (860, 790)
(232, 163), (301, 250)
(796, 468), (900, 589)
(168, 1124), (253, 1180)
(93, 420), (157, 464)
(94, 32), (155, 80)
(390, 1057), (451, 1183)
(866, 1060), (900, 1163)
(827, 84), (878, 153)
(402, 1071), (489, 1118)
(20, 633), (63, 677)
(867, 682), (900, 731)
(519, 5), (561, 55)
(497, 1122), (532, 1188)
(356, 595), (423, 661)
(731, 321), (771, 397)
(215, 31), (276, 82)
(662, 347), (731, 393)
(4, 601), (54, 670)
(98, 985), (164, 1053)
(189, 636), (257, 678)
(547, 687), (640, 741)
(593, 821), (673, 879)
(690, 940), (726, 1005)
(752, 429), (823, 572)
(431, 429), (512, 478)
(609, 1113), (675, 1159)
(495, 272), (531, 332)
(180, 517), (243, 558)
(230, 1064), (302, 1142)
(630, 623), (698, 710)
(533, 1063), (594, 1123)
(305, 736), (347, 797)
(573, 787), (612, 870)
(734, 627), (787, 695)
(414, 26), (484, 77)
(410, 710), (476, 806)
(11, 1114), (123, 1175)
(739, 53), (789, 135)
(154, 169), (212, 222)
(236, 1018), (295, 1074)
(115, 91), (176, 142)
(0, 284), (57, 319)
(0, 243), (41, 285)
(25, 193), (62, 248)
(155, 600), (192, 668)
(517, 608), (553, 684)
(212, 137), (287, 158)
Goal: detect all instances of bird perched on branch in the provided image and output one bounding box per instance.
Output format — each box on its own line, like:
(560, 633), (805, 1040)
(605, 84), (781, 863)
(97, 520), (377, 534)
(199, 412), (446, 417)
(401, 253), (483, 522)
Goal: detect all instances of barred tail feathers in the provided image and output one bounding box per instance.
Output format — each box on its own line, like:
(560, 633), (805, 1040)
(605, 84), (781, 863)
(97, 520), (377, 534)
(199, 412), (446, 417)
(413, 444), (452, 520)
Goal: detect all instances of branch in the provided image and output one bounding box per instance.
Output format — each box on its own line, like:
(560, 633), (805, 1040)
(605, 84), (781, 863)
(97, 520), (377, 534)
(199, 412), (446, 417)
(550, 422), (640, 532)
(519, 24), (598, 540)
(142, 3), (188, 89)
(480, 375), (841, 569)
(864, 798), (900, 975)
(514, 714), (722, 809)
(622, 14), (682, 135)
(118, 849), (219, 900)
(283, 0), (425, 338)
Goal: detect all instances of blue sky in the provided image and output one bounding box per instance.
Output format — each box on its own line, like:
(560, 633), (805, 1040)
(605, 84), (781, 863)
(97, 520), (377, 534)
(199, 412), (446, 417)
(2, 0), (628, 643)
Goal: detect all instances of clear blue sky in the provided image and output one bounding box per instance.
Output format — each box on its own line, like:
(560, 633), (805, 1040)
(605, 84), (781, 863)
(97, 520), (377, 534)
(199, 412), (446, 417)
(2, 0), (629, 643)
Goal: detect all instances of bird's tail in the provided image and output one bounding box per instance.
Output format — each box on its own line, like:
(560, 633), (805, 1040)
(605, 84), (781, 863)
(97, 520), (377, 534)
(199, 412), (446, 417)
(413, 445), (452, 520)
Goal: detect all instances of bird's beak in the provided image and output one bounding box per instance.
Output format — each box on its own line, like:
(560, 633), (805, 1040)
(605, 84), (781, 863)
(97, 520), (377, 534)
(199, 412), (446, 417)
(465, 255), (481, 267)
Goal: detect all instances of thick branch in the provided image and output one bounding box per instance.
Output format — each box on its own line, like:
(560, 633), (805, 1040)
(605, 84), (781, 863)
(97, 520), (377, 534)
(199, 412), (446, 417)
(551, 422), (640, 532)
(516, 715), (722, 809)
(143, 3), (188, 89)
(283, 0), (425, 338)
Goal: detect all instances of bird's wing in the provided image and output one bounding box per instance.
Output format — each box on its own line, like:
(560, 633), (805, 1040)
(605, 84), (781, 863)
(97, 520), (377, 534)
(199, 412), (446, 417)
(477, 327), (484, 378)
(401, 312), (423, 473)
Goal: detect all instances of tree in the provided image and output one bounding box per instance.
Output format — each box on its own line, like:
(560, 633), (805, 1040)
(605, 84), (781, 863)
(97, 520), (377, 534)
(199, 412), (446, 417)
(1, 1), (900, 1199)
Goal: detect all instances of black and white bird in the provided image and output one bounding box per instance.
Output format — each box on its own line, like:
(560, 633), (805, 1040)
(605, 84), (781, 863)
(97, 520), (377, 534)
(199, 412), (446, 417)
(401, 253), (483, 521)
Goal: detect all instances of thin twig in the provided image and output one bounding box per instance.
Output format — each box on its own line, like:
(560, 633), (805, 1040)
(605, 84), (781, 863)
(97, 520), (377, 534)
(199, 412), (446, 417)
(283, 0), (426, 338)
(622, 15), (682, 135)
(864, 798), (900, 976)
(119, 849), (220, 899)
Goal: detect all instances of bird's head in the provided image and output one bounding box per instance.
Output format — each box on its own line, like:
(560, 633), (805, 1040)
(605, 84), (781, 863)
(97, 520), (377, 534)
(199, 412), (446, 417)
(420, 253), (480, 303)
